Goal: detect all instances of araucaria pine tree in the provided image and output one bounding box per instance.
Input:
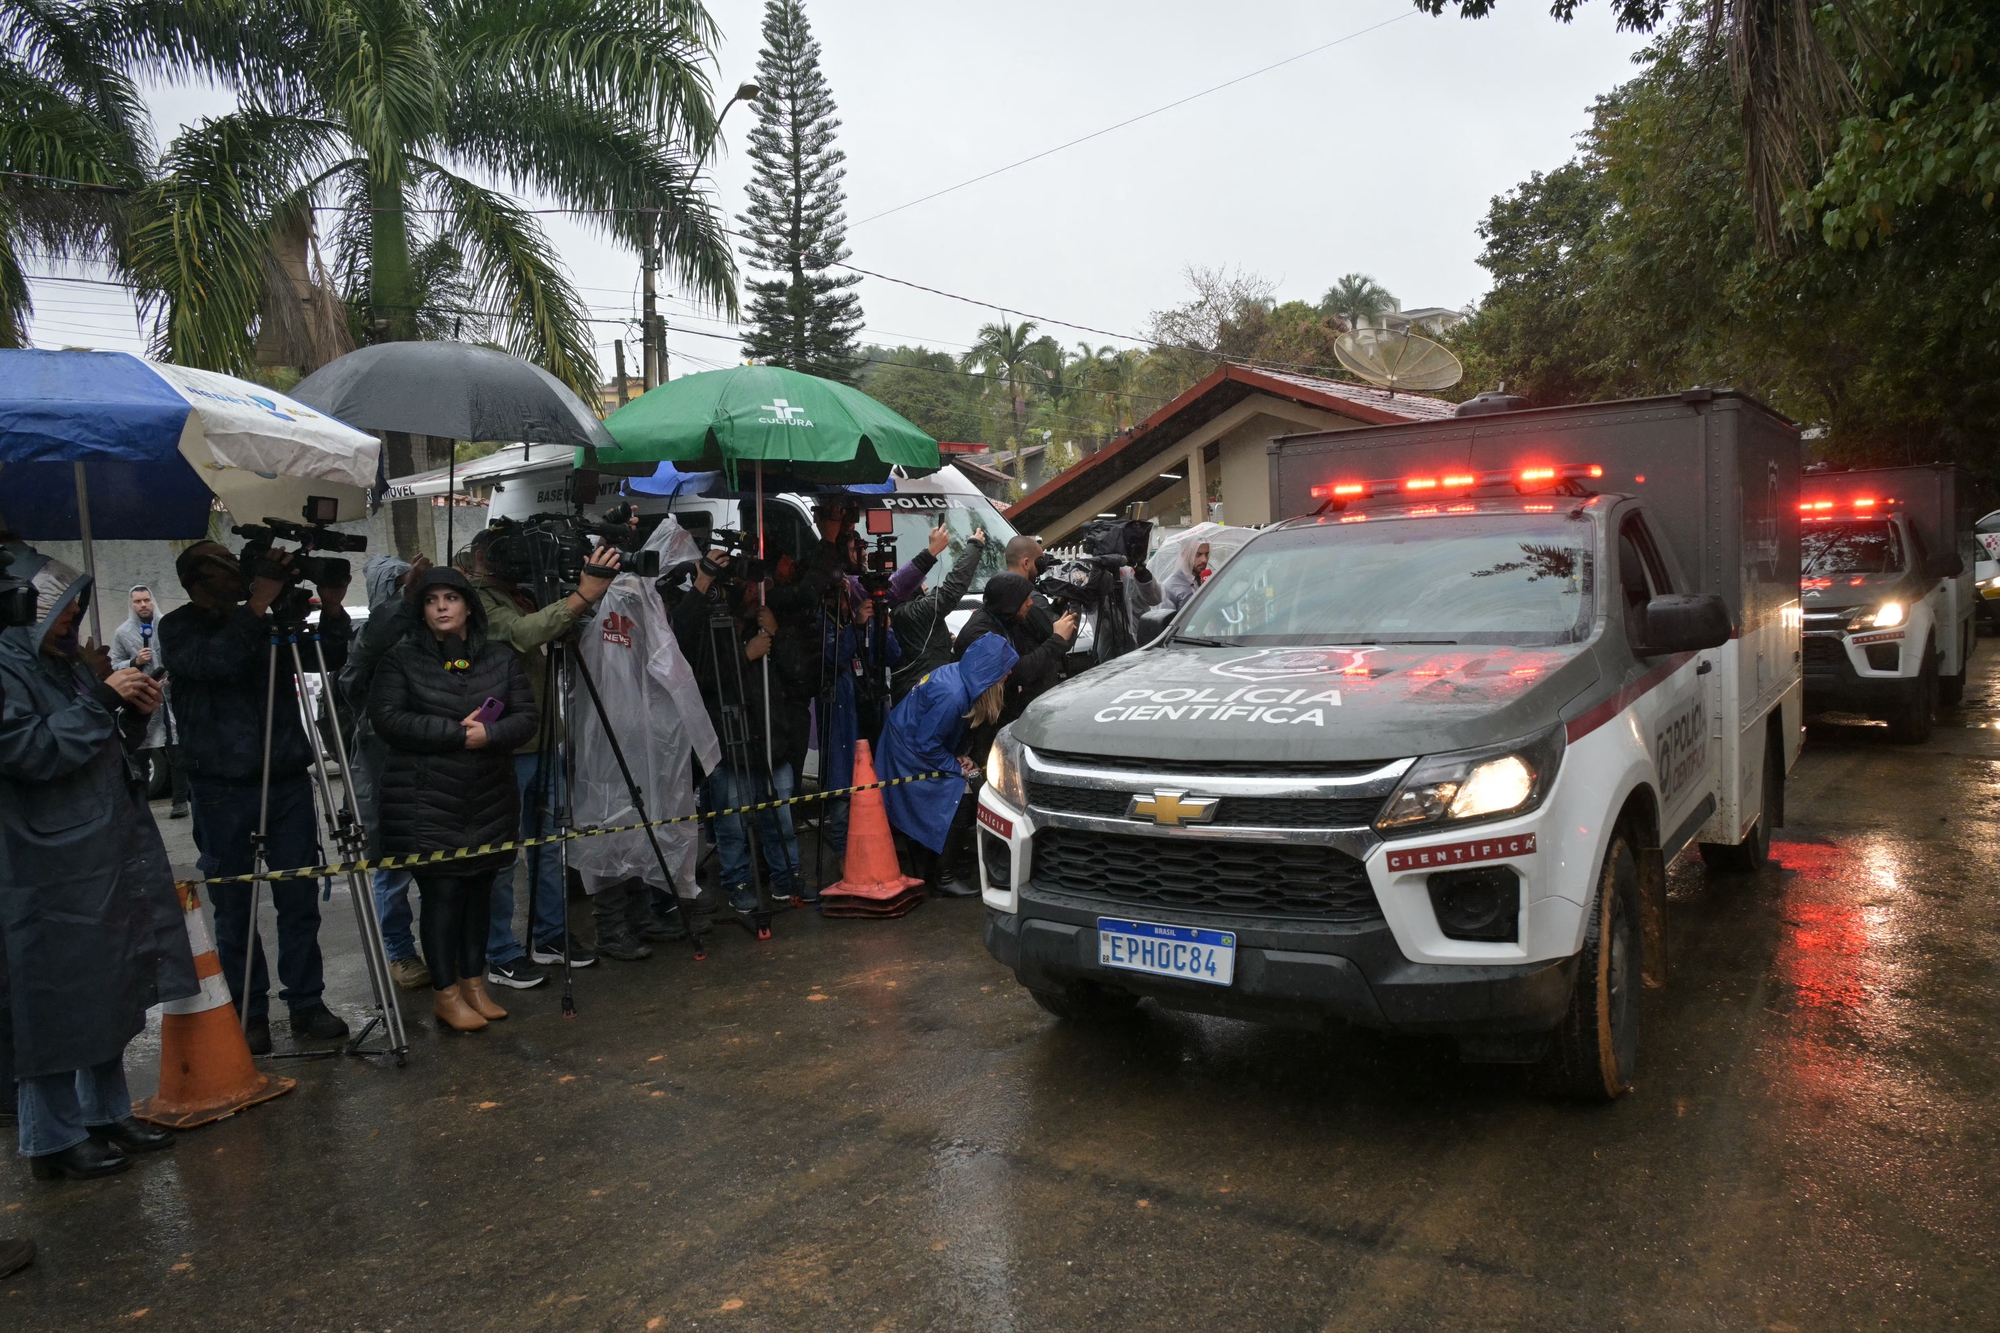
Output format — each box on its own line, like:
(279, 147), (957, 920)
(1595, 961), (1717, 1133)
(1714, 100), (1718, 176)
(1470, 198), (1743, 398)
(738, 0), (863, 382)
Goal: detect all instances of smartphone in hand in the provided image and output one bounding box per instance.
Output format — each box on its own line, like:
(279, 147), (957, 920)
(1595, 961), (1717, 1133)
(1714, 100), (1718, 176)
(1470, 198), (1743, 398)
(470, 696), (506, 725)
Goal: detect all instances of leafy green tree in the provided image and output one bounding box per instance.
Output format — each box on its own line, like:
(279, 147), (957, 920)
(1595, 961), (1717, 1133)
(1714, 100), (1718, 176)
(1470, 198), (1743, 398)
(1320, 273), (1396, 330)
(855, 344), (982, 441)
(737, 0), (862, 381)
(960, 318), (1046, 489)
(0, 0), (151, 345)
(116, 0), (734, 397)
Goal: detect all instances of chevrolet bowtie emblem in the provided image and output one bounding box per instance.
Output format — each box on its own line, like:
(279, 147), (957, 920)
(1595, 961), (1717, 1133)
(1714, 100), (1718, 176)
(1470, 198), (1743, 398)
(1130, 789), (1219, 826)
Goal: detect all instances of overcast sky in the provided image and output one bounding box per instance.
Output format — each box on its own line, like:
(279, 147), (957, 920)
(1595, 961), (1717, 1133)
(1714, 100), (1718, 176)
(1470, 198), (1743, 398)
(24, 0), (1650, 377)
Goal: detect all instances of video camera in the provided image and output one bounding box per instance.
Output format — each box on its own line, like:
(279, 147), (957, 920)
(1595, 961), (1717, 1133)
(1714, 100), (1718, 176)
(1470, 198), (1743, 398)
(702, 529), (768, 586)
(0, 537), (38, 628)
(857, 507), (898, 596)
(1036, 551), (1126, 609)
(483, 505), (661, 592)
(231, 496), (368, 620)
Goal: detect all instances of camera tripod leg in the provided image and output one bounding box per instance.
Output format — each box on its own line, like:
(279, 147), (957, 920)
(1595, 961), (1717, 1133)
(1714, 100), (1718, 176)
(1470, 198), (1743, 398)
(296, 634), (408, 1061)
(541, 642), (576, 1016)
(241, 630), (284, 1041)
(568, 644), (706, 961)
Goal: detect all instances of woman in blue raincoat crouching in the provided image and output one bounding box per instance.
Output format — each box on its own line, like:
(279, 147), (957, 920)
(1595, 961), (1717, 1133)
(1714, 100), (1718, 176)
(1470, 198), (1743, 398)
(877, 632), (1018, 896)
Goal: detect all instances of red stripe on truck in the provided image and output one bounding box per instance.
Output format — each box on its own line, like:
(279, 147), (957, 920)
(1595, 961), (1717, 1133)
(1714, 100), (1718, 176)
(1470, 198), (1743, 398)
(1564, 652), (1696, 742)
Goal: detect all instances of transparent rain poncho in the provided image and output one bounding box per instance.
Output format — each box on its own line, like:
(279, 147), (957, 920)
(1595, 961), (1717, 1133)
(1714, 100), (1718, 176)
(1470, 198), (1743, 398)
(570, 517), (719, 897)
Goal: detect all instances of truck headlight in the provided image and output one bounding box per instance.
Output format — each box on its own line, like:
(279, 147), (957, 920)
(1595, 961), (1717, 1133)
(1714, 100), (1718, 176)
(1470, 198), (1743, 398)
(1377, 723), (1565, 834)
(1847, 601), (1903, 630)
(985, 726), (1028, 810)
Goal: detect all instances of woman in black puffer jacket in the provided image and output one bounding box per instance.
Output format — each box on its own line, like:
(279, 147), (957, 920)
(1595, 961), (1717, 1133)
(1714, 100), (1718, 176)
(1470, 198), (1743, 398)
(369, 568), (536, 1032)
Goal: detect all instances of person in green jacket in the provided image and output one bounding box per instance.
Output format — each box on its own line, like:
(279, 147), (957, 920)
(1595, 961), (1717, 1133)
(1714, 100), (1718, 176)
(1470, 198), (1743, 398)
(469, 534), (623, 987)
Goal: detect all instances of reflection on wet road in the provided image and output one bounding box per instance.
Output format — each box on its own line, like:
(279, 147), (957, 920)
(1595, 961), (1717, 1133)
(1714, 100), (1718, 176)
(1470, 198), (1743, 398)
(5, 659), (1998, 1330)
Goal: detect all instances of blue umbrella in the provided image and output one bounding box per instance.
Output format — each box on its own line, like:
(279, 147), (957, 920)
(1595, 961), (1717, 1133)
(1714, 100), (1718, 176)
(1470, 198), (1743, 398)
(0, 349), (379, 642)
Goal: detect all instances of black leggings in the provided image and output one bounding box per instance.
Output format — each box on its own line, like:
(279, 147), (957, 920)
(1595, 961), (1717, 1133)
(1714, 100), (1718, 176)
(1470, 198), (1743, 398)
(414, 870), (497, 990)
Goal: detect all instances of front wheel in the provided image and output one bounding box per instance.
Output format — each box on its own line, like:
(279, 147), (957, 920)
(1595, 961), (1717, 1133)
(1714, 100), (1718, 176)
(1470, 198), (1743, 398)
(1939, 623), (1971, 707)
(1541, 833), (1641, 1101)
(1886, 643), (1938, 744)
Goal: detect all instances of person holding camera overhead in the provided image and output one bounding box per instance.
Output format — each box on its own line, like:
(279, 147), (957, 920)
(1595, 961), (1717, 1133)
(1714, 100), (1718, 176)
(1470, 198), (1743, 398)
(159, 540), (351, 1055)
(468, 529), (623, 988)
(368, 566), (537, 1031)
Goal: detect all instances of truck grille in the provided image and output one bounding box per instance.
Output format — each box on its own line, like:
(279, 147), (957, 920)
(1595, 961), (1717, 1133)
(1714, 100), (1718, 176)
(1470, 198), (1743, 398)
(1026, 781), (1383, 828)
(1802, 636), (1846, 666)
(1029, 828), (1381, 923)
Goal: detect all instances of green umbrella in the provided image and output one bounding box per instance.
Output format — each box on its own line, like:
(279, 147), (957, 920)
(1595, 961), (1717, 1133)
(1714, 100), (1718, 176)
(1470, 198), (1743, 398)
(598, 365), (939, 485)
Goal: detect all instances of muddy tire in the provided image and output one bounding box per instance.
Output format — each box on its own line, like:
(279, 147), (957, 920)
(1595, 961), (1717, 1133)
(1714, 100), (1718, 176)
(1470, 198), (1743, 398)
(1541, 833), (1641, 1102)
(1939, 624), (1970, 707)
(1886, 642), (1937, 744)
(1028, 981), (1142, 1023)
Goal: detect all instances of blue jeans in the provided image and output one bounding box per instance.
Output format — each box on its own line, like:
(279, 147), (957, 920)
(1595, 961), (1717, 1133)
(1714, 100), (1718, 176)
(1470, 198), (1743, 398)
(17, 1058), (130, 1157)
(373, 868), (418, 962)
(707, 764), (798, 893)
(489, 752), (566, 962)
(190, 775), (327, 1021)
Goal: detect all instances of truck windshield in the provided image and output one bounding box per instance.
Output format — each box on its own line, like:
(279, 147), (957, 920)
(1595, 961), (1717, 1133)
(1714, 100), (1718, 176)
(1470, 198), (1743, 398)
(1174, 512), (1596, 646)
(1802, 519), (1903, 574)
(880, 498), (1017, 597)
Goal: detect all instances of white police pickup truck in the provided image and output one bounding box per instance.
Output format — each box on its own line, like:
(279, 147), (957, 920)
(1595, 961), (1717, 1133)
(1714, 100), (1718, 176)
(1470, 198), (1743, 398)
(978, 390), (1802, 1100)
(1798, 465), (1974, 742)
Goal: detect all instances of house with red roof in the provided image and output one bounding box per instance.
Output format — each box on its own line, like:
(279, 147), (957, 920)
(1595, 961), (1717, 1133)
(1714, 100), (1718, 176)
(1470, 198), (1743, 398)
(1002, 363), (1458, 543)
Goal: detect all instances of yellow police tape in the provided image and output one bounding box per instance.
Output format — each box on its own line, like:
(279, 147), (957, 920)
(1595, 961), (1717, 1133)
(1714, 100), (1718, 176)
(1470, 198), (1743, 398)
(188, 770), (953, 887)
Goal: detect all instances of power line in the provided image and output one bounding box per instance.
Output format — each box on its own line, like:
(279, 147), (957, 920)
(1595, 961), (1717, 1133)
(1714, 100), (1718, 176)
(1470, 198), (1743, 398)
(846, 10), (1418, 228)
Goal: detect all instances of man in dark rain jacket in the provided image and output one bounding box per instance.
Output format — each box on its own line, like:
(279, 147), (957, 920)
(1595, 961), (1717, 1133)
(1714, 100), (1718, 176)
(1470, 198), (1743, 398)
(889, 527), (988, 702)
(0, 549), (196, 1180)
(158, 540), (351, 1053)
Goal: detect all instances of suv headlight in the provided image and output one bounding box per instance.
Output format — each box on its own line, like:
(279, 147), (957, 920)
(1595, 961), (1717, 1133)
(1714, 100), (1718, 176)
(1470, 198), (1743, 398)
(985, 726), (1028, 811)
(1376, 723), (1565, 834)
(1846, 601), (1904, 631)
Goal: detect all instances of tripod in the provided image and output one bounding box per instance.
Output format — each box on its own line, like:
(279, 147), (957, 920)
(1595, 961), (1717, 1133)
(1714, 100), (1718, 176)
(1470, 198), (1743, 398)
(244, 595), (408, 1064)
(694, 584), (783, 940)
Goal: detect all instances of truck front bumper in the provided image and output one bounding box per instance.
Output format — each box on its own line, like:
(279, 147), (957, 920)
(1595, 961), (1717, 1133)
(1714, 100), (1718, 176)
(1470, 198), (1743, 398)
(1803, 633), (1916, 711)
(982, 891), (1577, 1036)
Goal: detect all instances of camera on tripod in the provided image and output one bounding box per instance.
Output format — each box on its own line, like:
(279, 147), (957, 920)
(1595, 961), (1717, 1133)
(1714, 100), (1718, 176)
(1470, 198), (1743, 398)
(230, 496), (367, 619)
(703, 529), (768, 586)
(484, 507), (661, 592)
(858, 508), (898, 596)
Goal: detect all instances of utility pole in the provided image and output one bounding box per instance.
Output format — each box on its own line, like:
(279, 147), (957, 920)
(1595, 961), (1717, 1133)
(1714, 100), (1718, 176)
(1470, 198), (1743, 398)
(614, 339), (631, 407)
(641, 213), (660, 390)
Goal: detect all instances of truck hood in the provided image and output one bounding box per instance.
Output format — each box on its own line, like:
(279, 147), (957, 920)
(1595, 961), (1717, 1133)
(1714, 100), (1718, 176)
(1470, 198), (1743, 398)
(1012, 641), (1600, 764)
(1801, 570), (1909, 614)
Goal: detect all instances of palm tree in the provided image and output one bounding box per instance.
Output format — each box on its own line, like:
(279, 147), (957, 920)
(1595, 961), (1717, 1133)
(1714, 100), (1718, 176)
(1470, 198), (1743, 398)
(1321, 273), (1395, 332)
(0, 0), (152, 345)
(960, 317), (1045, 490)
(117, 0), (737, 396)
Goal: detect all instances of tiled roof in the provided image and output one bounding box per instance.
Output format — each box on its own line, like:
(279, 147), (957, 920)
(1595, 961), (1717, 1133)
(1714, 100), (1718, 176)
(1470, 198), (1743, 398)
(1249, 369), (1460, 421)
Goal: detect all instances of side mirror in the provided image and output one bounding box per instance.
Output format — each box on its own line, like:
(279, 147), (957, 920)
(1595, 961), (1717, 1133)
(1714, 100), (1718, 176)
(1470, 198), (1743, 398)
(1643, 594), (1731, 654)
(1923, 552), (1964, 580)
(1137, 605), (1176, 646)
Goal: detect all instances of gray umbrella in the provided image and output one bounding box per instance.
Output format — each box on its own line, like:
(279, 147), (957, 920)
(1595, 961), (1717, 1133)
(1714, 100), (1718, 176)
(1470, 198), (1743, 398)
(290, 342), (615, 452)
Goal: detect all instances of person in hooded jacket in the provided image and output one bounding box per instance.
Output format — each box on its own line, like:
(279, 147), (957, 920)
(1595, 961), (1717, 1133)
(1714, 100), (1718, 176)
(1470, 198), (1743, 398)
(878, 632), (1018, 896)
(1158, 522), (1220, 611)
(952, 574), (1074, 744)
(368, 568), (537, 1032)
(0, 549), (198, 1180)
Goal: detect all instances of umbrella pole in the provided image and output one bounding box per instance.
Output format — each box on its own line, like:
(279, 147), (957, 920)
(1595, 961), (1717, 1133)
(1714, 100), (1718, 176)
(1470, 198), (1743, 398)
(756, 463), (774, 778)
(72, 462), (102, 646)
(446, 444), (456, 564)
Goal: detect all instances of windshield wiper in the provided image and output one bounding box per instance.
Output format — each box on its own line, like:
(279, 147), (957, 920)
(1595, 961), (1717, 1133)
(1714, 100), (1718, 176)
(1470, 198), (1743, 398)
(1380, 638), (1458, 645)
(1169, 634), (1231, 647)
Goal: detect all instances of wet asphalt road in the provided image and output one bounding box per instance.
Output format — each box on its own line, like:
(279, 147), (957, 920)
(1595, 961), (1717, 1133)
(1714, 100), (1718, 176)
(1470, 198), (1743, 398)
(5, 653), (1999, 1332)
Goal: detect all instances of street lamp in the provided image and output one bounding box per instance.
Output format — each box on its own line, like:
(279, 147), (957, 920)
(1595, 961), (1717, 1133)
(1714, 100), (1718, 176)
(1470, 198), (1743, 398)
(718, 82), (762, 124)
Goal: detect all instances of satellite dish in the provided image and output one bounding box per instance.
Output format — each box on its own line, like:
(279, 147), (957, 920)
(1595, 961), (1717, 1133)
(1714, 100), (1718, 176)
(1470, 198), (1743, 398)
(1334, 327), (1463, 392)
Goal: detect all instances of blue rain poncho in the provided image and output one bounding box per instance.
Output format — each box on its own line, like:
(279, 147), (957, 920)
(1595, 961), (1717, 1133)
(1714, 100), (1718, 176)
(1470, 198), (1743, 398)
(878, 632), (1019, 854)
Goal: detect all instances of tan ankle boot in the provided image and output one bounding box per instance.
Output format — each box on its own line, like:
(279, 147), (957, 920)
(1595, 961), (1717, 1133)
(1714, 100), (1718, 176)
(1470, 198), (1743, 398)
(460, 974), (507, 1021)
(433, 982), (488, 1031)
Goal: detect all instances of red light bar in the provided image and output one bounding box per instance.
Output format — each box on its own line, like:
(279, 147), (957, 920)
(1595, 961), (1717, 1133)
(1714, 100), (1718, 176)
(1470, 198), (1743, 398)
(1854, 497), (1876, 507)
(1311, 464), (1604, 505)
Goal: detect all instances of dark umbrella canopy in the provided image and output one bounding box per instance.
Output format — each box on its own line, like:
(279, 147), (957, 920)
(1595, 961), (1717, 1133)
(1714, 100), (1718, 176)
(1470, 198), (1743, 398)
(290, 342), (616, 451)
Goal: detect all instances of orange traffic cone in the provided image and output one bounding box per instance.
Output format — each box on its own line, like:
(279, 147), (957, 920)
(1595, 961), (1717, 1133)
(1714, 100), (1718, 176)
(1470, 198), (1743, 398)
(133, 882), (296, 1129)
(821, 741), (925, 918)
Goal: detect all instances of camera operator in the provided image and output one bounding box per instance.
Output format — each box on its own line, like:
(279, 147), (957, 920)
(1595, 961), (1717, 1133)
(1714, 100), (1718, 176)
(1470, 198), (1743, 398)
(468, 532), (624, 988)
(159, 540), (351, 1054)
(110, 584), (188, 818)
(889, 524), (988, 702)
(1, 551), (196, 1180)
(670, 549), (805, 912)
(339, 553), (433, 990)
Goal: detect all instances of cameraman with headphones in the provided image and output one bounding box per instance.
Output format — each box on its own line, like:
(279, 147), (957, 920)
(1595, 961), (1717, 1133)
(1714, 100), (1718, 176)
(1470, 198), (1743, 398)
(159, 541), (351, 1055)
(468, 530), (623, 988)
